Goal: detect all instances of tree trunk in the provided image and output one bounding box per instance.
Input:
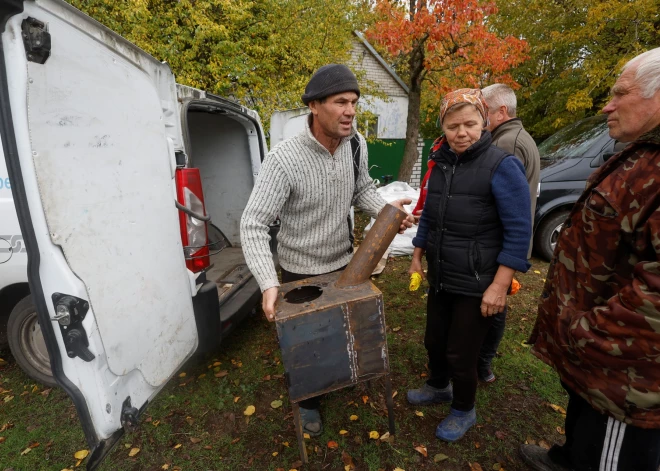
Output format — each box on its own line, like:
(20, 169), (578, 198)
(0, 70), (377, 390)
(397, 41), (425, 184)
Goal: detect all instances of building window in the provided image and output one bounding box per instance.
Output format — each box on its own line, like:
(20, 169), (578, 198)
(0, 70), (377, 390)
(363, 117), (379, 139)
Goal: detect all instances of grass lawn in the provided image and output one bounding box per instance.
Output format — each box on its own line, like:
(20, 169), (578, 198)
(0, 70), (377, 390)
(0, 211), (567, 471)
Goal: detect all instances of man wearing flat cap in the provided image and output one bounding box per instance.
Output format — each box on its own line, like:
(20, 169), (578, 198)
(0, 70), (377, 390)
(241, 64), (413, 436)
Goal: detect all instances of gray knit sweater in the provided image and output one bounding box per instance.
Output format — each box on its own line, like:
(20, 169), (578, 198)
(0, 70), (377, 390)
(240, 116), (386, 292)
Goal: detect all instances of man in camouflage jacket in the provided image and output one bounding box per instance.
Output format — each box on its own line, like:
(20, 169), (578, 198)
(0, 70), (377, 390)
(521, 48), (660, 471)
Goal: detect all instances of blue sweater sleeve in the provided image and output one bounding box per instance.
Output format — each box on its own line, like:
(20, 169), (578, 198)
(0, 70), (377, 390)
(491, 156), (532, 272)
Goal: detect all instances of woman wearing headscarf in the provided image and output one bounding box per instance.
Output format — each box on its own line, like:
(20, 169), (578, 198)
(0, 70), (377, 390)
(407, 89), (532, 441)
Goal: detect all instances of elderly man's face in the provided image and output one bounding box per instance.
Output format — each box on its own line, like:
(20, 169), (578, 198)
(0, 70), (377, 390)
(603, 66), (660, 142)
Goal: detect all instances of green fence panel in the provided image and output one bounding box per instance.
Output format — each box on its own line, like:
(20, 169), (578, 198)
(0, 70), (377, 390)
(365, 138), (438, 187)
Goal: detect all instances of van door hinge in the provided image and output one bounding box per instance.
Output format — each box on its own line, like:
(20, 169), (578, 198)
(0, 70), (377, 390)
(21, 17), (51, 64)
(51, 293), (95, 362)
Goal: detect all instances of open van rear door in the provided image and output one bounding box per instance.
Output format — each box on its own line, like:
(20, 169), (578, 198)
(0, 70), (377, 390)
(1, 1), (198, 468)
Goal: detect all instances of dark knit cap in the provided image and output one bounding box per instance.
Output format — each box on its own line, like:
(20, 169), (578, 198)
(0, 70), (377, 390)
(301, 64), (360, 105)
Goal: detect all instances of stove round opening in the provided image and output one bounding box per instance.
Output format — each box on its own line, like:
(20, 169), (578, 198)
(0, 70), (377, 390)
(283, 286), (323, 304)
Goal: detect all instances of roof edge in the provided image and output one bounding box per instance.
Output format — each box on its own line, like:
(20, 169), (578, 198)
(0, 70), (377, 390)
(353, 31), (409, 95)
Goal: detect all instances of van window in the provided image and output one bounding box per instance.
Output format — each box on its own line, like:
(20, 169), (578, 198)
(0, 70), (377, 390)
(538, 115), (608, 162)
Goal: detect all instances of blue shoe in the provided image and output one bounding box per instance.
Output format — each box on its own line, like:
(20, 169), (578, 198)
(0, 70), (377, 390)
(407, 383), (453, 405)
(299, 407), (323, 437)
(435, 407), (477, 442)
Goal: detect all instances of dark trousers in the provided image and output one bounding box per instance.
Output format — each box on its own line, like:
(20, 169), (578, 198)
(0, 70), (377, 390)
(280, 266), (345, 410)
(477, 308), (506, 375)
(548, 382), (660, 471)
(425, 289), (494, 411)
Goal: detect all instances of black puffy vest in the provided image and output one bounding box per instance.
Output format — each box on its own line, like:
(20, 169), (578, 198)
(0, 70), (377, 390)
(424, 131), (508, 296)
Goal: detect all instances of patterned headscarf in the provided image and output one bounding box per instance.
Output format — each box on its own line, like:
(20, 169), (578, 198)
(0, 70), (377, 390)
(439, 88), (489, 124)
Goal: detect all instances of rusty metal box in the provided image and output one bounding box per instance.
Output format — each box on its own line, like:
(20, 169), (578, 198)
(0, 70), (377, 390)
(274, 271), (388, 403)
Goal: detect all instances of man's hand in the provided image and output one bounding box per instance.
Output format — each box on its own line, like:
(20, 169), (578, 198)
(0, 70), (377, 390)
(413, 209), (423, 224)
(389, 198), (415, 233)
(262, 287), (279, 321)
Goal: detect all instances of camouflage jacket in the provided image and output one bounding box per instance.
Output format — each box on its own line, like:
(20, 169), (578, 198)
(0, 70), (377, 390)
(530, 125), (660, 429)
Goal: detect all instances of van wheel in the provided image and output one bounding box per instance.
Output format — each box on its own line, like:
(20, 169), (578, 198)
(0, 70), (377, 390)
(534, 210), (570, 262)
(7, 296), (57, 387)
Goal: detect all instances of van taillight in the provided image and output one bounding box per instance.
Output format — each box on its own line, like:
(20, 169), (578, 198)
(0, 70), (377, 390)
(175, 168), (210, 273)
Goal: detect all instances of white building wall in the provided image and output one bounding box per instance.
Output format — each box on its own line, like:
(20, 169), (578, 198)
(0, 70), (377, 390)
(349, 39), (408, 139)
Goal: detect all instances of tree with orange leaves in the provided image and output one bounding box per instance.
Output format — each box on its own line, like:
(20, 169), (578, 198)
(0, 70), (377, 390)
(366, 0), (528, 182)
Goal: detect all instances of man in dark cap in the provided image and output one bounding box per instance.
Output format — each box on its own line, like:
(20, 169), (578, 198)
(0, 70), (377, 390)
(241, 64), (413, 437)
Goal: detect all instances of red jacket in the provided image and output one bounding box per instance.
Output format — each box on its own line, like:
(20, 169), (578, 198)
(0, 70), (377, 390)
(412, 137), (444, 215)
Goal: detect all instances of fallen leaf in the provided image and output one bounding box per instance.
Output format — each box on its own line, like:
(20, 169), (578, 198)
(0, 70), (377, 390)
(152, 420), (160, 427)
(4, 396), (14, 403)
(76, 460), (83, 467)
(190, 437), (202, 444)
(0, 423), (13, 433)
(271, 400), (283, 409)
(379, 432), (390, 441)
(244, 405), (255, 416)
(162, 465), (170, 470)
(469, 463), (484, 471)
(525, 436), (537, 446)
(369, 431), (380, 439)
(495, 430), (507, 440)
(434, 453), (449, 463)
(178, 372), (186, 378)
(362, 395), (368, 404)
(234, 396), (240, 403)
(213, 361), (222, 366)
(349, 414), (358, 421)
(204, 445), (212, 450)
(392, 327), (401, 332)
(272, 451), (279, 456)
(414, 410), (424, 417)
(215, 370), (228, 378)
(198, 374), (206, 379)
(282, 441), (290, 447)
(534, 270), (541, 274)
(173, 444), (182, 449)
(492, 464), (502, 471)
(21, 447), (32, 455)
(475, 442), (481, 449)
(20, 391), (28, 397)
(393, 468), (405, 471)
(291, 461), (303, 468)
(420, 373), (428, 378)
(124, 444), (132, 449)
(547, 403), (567, 415)
(392, 391), (398, 399)
(40, 389), (51, 398)
(556, 426), (565, 435)
(29, 442), (40, 448)
(231, 438), (240, 444)
(31, 385), (38, 393)
(339, 430), (348, 435)
(0, 437), (5, 444)
(538, 440), (551, 450)
(342, 451), (355, 470)
(128, 447), (140, 457)
(0, 358), (5, 366)
(262, 375), (272, 381)
(303, 433), (310, 439)
(74, 450), (89, 460)
(327, 440), (339, 449)
(414, 445), (428, 457)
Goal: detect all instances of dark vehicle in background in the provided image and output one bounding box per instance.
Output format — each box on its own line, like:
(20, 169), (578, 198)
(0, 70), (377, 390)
(533, 115), (628, 261)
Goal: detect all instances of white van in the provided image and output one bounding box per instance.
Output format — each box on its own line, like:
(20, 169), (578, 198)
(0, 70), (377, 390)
(0, 1), (275, 467)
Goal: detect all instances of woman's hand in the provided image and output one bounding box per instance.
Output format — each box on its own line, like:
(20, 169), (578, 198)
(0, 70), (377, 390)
(480, 282), (507, 316)
(408, 257), (424, 279)
(409, 247), (425, 278)
(480, 265), (515, 317)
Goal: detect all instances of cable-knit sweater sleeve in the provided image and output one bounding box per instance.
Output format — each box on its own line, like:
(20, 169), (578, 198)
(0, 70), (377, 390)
(240, 154), (290, 292)
(352, 135), (387, 218)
